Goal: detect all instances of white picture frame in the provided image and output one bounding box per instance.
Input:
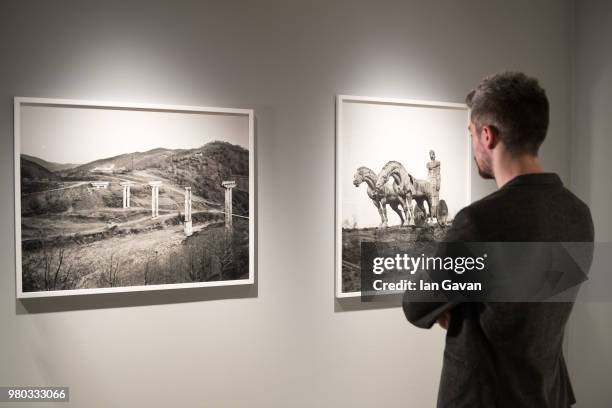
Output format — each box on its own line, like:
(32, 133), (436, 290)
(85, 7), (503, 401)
(335, 94), (471, 298)
(15, 97), (255, 298)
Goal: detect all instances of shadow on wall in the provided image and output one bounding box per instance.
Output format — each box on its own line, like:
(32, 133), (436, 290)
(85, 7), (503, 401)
(16, 283), (258, 314)
(334, 293), (402, 312)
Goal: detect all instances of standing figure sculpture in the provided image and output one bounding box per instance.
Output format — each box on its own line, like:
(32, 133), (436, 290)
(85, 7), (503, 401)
(426, 150), (441, 222)
(353, 166), (409, 228)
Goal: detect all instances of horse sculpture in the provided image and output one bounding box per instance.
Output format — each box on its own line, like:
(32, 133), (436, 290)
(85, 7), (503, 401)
(353, 166), (409, 228)
(375, 161), (435, 225)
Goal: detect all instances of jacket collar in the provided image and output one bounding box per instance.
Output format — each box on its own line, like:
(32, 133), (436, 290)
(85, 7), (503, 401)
(502, 173), (563, 188)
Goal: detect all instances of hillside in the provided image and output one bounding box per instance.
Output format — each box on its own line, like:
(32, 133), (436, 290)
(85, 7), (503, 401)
(67, 147), (179, 175)
(20, 157), (58, 180)
(22, 140), (250, 215)
(66, 141), (248, 176)
(150, 141), (249, 215)
(21, 154), (80, 173)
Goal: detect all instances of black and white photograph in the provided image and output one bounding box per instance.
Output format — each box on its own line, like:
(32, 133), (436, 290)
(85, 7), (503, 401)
(14, 98), (254, 298)
(335, 95), (471, 297)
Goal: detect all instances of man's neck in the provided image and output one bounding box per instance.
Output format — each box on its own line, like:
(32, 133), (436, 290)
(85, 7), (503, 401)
(493, 152), (544, 188)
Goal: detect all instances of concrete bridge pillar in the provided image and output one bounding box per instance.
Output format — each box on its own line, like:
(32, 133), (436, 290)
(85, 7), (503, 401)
(222, 181), (236, 230)
(120, 182), (133, 208)
(148, 181), (161, 219)
(184, 186), (193, 236)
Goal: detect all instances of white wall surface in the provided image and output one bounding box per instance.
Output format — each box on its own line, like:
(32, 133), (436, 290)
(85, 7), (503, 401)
(567, 0), (612, 406)
(0, 0), (582, 407)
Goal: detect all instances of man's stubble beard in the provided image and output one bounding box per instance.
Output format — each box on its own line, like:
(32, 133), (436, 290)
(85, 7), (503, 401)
(474, 157), (494, 180)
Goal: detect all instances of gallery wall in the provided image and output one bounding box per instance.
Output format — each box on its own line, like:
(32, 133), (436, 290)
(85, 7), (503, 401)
(0, 0), (593, 407)
(566, 0), (612, 406)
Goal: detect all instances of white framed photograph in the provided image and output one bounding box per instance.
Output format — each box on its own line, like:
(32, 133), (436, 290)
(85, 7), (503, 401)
(335, 95), (471, 298)
(15, 97), (254, 298)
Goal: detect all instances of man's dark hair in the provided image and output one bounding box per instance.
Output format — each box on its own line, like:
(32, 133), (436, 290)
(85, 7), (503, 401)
(465, 71), (549, 155)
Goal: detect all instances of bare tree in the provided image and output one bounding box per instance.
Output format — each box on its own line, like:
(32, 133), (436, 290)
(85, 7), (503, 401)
(219, 234), (234, 281)
(200, 230), (234, 281)
(143, 255), (152, 285)
(186, 248), (202, 282)
(98, 254), (121, 287)
(36, 231), (74, 291)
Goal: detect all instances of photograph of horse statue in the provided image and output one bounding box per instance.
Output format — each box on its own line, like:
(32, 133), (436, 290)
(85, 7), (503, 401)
(342, 156), (451, 293)
(336, 95), (470, 296)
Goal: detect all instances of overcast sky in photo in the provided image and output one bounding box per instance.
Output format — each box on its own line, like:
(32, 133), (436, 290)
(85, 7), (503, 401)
(20, 103), (250, 164)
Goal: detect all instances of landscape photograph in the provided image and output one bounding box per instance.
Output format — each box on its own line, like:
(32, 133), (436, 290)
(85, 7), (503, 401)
(336, 96), (470, 296)
(15, 99), (254, 297)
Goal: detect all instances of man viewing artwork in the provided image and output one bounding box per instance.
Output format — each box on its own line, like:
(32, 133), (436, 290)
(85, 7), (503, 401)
(403, 72), (594, 407)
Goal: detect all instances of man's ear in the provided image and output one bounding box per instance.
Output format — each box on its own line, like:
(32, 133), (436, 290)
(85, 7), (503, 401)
(481, 125), (499, 150)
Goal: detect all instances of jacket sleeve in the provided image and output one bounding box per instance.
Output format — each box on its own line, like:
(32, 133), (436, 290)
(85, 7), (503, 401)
(402, 207), (480, 328)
